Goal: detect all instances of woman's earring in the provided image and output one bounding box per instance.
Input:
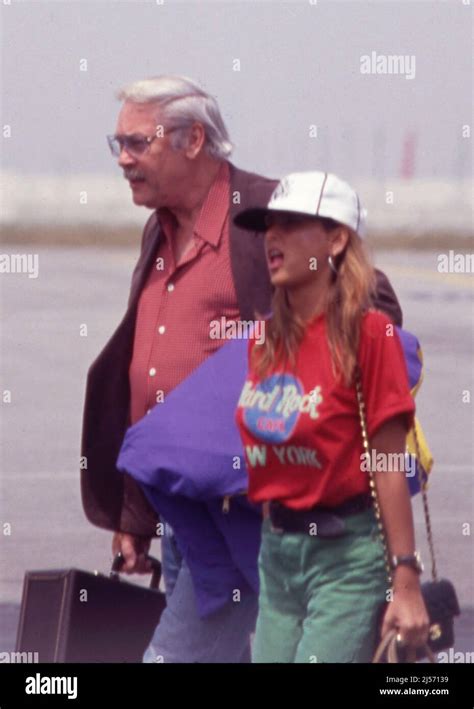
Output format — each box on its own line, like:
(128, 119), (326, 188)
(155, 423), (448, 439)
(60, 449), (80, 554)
(328, 255), (338, 275)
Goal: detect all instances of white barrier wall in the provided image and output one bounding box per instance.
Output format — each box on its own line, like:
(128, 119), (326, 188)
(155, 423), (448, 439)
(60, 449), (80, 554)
(1, 172), (472, 234)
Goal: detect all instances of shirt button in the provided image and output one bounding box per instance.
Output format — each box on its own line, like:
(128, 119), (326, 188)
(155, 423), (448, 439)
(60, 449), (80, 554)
(146, 409), (151, 415)
(167, 283), (175, 292)
(149, 367), (156, 376)
(158, 326), (166, 335)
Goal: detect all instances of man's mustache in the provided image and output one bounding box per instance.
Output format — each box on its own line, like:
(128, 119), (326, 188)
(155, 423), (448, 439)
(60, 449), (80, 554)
(123, 169), (146, 180)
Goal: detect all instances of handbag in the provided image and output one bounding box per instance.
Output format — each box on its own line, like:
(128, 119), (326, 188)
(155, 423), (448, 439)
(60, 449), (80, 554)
(354, 370), (460, 664)
(15, 553), (166, 662)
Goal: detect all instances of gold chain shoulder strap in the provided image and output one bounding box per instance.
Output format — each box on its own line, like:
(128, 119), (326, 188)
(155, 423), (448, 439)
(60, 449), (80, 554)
(412, 425), (438, 581)
(355, 367), (438, 583)
(354, 368), (392, 585)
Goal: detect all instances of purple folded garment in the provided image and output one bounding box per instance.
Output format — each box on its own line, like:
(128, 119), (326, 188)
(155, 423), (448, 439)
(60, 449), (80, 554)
(117, 338), (262, 617)
(140, 484), (261, 618)
(117, 338), (249, 499)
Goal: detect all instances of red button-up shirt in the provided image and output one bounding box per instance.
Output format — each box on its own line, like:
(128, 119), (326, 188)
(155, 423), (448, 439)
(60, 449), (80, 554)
(129, 161), (239, 425)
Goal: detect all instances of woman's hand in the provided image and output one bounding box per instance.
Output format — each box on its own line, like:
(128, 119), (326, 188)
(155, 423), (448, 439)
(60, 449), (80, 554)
(371, 418), (430, 650)
(381, 567), (430, 648)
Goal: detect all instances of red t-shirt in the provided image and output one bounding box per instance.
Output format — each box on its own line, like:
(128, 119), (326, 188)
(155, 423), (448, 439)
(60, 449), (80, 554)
(235, 310), (415, 509)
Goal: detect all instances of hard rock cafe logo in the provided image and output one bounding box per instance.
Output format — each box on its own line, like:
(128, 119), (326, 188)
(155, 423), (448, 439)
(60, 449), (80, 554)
(238, 373), (323, 444)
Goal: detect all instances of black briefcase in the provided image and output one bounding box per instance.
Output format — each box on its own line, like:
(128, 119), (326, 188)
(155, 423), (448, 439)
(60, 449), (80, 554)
(15, 553), (166, 663)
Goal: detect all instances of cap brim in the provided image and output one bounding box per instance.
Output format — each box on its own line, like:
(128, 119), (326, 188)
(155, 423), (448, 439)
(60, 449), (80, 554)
(233, 207), (272, 232)
(234, 208), (315, 233)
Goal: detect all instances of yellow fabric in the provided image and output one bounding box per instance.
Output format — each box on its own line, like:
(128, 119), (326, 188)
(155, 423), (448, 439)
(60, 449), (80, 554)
(406, 344), (434, 477)
(407, 418), (434, 475)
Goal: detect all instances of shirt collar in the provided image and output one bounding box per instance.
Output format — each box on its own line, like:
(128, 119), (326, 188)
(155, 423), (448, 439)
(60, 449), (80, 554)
(156, 160), (230, 248)
(193, 160), (230, 247)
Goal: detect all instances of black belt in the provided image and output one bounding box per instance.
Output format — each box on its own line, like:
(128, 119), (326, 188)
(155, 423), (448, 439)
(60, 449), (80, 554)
(268, 493), (372, 538)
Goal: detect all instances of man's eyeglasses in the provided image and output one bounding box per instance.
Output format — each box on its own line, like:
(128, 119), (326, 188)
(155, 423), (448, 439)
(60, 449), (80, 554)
(107, 127), (179, 158)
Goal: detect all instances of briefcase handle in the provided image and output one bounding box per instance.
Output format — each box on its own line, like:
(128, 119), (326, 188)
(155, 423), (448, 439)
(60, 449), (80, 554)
(110, 552), (162, 590)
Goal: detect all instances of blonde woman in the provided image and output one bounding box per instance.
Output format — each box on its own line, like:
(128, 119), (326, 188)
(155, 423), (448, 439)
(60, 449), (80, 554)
(234, 172), (429, 663)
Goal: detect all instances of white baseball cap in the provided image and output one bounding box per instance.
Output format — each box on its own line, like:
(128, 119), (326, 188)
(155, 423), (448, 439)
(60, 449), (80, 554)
(234, 171), (367, 237)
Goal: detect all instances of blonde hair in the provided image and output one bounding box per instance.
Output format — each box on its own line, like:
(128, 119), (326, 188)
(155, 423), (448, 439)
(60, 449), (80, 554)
(252, 218), (376, 387)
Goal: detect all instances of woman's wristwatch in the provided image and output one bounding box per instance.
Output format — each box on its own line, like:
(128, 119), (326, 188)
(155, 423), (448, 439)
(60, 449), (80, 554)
(391, 550), (424, 574)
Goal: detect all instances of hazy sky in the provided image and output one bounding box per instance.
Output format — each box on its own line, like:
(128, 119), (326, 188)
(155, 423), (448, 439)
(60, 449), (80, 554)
(1, 0), (472, 180)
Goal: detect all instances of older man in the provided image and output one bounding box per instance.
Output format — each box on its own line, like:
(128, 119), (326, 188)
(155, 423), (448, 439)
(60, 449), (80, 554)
(81, 75), (402, 663)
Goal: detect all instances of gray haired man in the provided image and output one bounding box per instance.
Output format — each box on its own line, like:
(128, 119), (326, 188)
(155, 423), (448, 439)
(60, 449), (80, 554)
(81, 75), (403, 662)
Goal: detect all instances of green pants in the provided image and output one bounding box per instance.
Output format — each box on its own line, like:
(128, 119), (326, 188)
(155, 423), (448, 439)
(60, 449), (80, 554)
(252, 508), (388, 663)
